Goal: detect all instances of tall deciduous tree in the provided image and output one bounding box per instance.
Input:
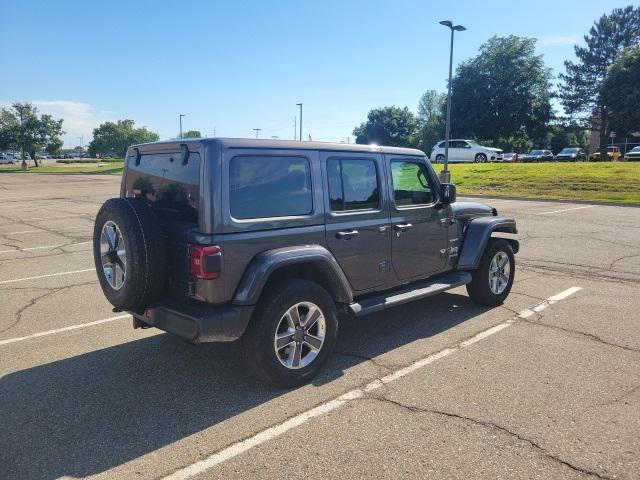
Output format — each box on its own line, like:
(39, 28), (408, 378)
(0, 103), (65, 167)
(88, 120), (159, 158)
(181, 130), (202, 138)
(415, 90), (446, 153)
(559, 6), (640, 156)
(602, 45), (640, 137)
(353, 106), (418, 147)
(448, 35), (553, 146)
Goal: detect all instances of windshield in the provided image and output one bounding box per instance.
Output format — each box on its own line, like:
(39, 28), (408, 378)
(630, 147), (640, 153)
(560, 148), (578, 154)
(530, 150), (543, 155)
(466, 140), (480, 147)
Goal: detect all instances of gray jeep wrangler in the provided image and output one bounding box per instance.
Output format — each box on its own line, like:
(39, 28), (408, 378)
(94, 138), (518, 386)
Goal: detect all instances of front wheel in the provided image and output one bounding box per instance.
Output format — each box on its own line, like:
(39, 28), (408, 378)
(435, 154), (444, 164)
(243, 280), (338, 387)
(466, 238), (515, 306)
(475, 153), (487, 163)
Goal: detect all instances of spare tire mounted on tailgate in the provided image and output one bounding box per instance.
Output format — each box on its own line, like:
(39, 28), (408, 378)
(93, 197), (166, 312)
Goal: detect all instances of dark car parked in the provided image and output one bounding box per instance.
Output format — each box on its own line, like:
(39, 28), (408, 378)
(554, 147), (586, 162)
(521, 149), (554, 162)
(623, 146), (640, 161)
(93, 139), (518, 386)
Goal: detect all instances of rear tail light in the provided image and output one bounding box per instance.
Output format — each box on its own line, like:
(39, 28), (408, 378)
(189, 245), (221, 280)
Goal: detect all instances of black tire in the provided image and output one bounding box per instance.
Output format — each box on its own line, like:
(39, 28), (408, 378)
(93, 197), (167, 312)
(466, 238), (515, 306)
(435, 154), (444, 164)
(243, 279), (338, 387)
(475, 153), (487, 163)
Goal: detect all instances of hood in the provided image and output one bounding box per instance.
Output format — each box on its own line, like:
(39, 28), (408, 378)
(485, 147), (502, 152)
(450, 201), (495, 220)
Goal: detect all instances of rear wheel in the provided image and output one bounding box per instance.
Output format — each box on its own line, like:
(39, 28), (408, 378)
(244, 280), (338, 387)
(466, 239), (515, 306)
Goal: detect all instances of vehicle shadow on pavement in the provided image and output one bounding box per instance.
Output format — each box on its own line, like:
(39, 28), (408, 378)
(0, 292), (484, 479)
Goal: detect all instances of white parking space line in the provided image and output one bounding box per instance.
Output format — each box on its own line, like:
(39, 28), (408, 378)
(0, 241), (91, 254)
(2, 225), (90, 235)
(518, 286), (582, 318)
(161, 286), (582, 480)
(16, 214), (92, 222)
(0, 268), (95, 285)
(0, 314), (130, 346)
(535, 205), (596, 215)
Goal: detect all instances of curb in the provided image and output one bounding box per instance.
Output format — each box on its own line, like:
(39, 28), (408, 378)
(458, 193), (640, 208)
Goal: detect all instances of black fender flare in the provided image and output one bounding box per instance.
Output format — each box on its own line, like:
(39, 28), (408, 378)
(232, 245), (353, 306)
(457, 217), (518, 270)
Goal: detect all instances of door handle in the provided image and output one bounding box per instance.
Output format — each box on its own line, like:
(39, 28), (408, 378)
(335, 229), (359, 240)
(393, 223), (413, 233)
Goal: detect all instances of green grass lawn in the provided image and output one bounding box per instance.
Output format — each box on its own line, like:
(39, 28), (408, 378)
(434, 162), (640, 204)
(0, 161), (124, 175)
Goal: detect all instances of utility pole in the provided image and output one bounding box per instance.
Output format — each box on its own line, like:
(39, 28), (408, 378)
(213, 126), (216, 137)
(438, 20), (466, 183)
(294, 116), (297, 141)
(78, 136), (83, 150)
(296, 103), (302, 141)
(179, 114), (186, 139)
(253, 128), (262, 138)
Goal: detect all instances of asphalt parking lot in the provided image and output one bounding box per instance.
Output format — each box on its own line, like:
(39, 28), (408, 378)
(1, 173), (639, 480)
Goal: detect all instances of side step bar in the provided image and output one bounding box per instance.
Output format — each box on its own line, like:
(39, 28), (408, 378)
(348, 271), (472, 316)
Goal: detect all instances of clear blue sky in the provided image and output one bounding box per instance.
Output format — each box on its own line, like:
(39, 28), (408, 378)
(0, 0), (626, 147)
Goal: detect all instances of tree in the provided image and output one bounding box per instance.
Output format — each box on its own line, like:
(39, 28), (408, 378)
(88, 120), (159, 158)
(559, 6), (640, 156)
(353, 106), (418, 147)
(547, 123), (590, 153)
(602, 45), (640, 137)
(415, 90), (446, 152)
(0, 103), (65, 167)
(448, 36), (553, 147)
(181, 130), (202, 138)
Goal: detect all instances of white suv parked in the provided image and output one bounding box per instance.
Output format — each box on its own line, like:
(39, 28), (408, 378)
(430, 139), (503, 163)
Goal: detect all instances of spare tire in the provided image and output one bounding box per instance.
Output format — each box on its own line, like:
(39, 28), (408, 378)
(93, 197), (167, 312)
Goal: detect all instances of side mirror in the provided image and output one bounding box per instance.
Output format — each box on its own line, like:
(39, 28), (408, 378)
(440, 183), (457, 204)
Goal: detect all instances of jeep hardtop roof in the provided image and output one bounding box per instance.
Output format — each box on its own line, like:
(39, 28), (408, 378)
(129, 137), (426, 157)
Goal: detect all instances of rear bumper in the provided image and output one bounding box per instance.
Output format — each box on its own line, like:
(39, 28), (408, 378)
(131, 300), (254, 343)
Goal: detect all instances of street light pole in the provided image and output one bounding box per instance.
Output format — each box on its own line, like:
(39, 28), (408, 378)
(296, 103), (302, 141)
(439, 20), (466, 183)
(253, 128), (262, 138)
(179, 114), (185, 139)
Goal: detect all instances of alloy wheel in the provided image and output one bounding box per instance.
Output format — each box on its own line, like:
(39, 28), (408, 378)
(488, 251), (510, 295)
(100, 221), (126, 290)
(274, 302), (326, 369)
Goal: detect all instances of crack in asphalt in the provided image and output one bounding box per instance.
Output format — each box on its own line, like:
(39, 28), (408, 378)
(518, 317), (640, 354)
(333, 350), (395, 373)
(0, 280), (97, 334)
(362, 395), (614, 480)
(583, 385), (640, 413)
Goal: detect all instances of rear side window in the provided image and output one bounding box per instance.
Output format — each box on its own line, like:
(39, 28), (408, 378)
(229, 155), (312, 219)
(125, 151), (200, 223)
(327, 158), (379, 212)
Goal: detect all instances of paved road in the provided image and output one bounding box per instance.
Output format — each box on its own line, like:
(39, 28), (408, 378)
(1, 174), (638, 480)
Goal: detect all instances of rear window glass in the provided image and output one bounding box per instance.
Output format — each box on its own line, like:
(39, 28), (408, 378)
(229, 155), (312, 219)
(125, 151), (200, 223)
(327, 158), (379, 212)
